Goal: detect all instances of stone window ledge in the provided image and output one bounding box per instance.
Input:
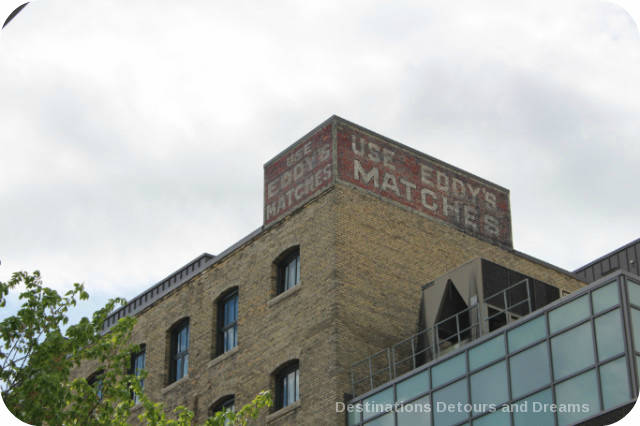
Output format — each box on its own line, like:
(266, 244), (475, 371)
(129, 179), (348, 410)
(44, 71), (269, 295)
(207, 346), (240, 369)
(268, 283), (302, 308)
(161, 376), (189, 394)
(266, 400), (301, 423)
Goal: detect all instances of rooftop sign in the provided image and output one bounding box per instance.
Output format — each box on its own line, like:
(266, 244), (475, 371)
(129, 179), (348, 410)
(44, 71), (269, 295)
(263, 121), (333, 225)
(264, 116), (512, 248)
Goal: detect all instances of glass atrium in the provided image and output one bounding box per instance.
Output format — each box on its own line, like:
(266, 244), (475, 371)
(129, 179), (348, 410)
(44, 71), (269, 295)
(347, 271), (640, 426)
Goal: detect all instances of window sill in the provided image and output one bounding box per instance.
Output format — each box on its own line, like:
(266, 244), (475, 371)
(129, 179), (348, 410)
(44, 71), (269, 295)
(266, 400), (301, 423)
(208, 346), (240, 369)
(268, 283), (301, 308)
(161, 376), (189, 394)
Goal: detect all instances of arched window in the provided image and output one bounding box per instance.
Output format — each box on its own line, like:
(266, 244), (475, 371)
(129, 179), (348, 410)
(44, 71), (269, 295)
(275, 246), (300, 295)
(209, 394), (235, 418)
(130, 343), (146, 403)
(216, 288), (238, 356)
(274, 360), (299, 410)
(168, 318), (189, 383)
(87, 370), (104, 401)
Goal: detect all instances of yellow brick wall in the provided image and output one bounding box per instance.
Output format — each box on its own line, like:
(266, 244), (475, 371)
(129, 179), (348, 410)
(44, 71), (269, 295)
(72, 182), (585, 426)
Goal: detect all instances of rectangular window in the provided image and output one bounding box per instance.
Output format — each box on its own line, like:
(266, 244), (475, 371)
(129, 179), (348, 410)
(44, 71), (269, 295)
(470, 361), (508, 414)
(170, 319), (189, 383)
(509, 342), (550, 399)
(276, 362), (300, 410)
(131, 345), (146, 403)
(218, 290), (238, 354)
(551, 322), (594, 380)
(278, 250), (300, 294)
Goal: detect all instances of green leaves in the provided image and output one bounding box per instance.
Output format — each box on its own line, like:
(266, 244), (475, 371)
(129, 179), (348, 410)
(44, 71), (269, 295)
(1, 271), (272, 425)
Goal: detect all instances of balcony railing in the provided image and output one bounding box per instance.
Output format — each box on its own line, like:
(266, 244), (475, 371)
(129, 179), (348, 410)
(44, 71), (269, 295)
(350, 279), (532, 396)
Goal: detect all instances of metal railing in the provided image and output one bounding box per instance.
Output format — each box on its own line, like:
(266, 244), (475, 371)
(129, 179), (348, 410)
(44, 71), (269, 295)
(350, 278), (532, 396)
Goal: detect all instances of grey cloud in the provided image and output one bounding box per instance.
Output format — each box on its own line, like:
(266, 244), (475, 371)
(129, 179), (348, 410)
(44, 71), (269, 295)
(0, 0), (638, 301)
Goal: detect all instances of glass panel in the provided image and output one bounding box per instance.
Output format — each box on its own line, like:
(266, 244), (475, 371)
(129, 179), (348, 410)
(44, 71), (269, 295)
(595, 309), (624, 360)
(433, 379), (469, 426)
(232, 296), (238, 321)
(366, 412), (394, 426)
(282, 375), (288, 407)
(555, 369), (599, 426)
(551, 322), (594, 380)
(287, 371), (296, 405)
(512, 388), (554, 426)
(397, 395), (431, 426)
(508, 316), (546, 353)
(183, 354), (188, 377)
(600, 356), (631, 409)
(627, 280), (640, 306)
(397, 369), (430, 403)
(348, 408), (360, 426)
(509, 343), (551, 399)
(363, 387), (394, 421)
(470, 361), (508, 414)
(176, 358), (183, 380)
(295, 368), (299, 401)
(432, 353), (465, 388)
(632, 308), (640, 353)
(473, 409), (510, 426)
(469, 335), (505, 370)
(549, 295), (589, 333)
(296, 255), (300, 283)
(592, 281), (619, 313)
(181, 326), (189, 352)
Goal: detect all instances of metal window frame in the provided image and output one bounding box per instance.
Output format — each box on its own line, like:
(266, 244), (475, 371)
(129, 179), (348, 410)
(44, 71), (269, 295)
(275, 361), (300, 410)
(218, 290), (239, 354)
(170, 318), (189, 383)
(277, 249), (300, 294)
(348, 271), (640, 426)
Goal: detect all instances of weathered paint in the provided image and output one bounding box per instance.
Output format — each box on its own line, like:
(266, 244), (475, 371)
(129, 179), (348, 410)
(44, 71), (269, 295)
(336, 122), (512, 247)
(264, 117), (512, 248)
(264, 123), (333, 225)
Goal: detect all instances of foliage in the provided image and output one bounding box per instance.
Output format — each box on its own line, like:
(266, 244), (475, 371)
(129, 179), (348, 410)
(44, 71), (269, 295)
(0, 271), (271, 425)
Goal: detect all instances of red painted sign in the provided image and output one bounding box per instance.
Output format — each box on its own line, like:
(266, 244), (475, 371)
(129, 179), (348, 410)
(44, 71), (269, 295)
(264, 123), (333, 225)
(336, 122), (512, 247)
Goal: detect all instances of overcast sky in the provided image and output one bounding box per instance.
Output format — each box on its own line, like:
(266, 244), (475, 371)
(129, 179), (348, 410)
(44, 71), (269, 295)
(1, 0), (639, 315)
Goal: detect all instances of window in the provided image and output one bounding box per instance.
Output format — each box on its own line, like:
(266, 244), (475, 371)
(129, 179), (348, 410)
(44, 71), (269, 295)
(217, 289), (238, 355)
(275, 361), (299, 410)
(88, 371), (104, 401)
(277, 248), (300, 294)
(130, 344), (145, 403)
(169, 318), (189, 383)
(209, 395), (235, 420)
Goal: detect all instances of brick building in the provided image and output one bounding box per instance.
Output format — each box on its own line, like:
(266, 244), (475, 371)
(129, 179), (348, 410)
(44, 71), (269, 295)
(73, 116), (637, 425)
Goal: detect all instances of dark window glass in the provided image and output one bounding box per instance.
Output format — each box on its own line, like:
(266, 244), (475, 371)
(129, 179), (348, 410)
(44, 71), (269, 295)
(170, 319), (189, 383)
(210, 395), (235, 422)
(278, 249), (300, 294)
(130, 345), (145, 403)
(88, 371), (104, 401)
(275, 361), (299, 409)
(217, 290), (238, 355)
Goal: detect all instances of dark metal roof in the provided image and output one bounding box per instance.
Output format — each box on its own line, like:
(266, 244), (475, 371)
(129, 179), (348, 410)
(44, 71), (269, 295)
(574, 238), (640, 283)
(101, 227), (264, 333)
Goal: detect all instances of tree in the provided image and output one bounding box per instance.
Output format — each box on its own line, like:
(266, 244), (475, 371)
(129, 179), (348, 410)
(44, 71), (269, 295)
(0, 271), (271, 425)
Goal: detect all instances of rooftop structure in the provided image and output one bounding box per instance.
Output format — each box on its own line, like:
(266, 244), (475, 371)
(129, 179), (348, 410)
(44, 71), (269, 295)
(69, 116), (635, 425)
